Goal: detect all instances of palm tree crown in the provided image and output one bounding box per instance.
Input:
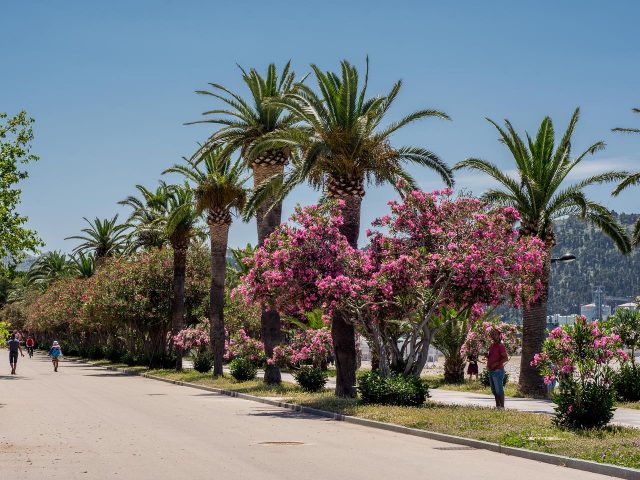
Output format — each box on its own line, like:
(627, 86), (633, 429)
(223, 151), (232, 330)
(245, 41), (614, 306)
(188, 62), (301, 163)
(456, 107), (630, 252)
(248, 58), (453, 205)
(119, 182), (172, 251)
(612, 107), (640, 246)
(65, 215), (129, 259)
(164, 147), (249, 226)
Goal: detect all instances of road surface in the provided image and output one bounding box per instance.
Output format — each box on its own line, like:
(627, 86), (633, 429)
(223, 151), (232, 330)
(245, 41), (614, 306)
(1, 354), (612, 479)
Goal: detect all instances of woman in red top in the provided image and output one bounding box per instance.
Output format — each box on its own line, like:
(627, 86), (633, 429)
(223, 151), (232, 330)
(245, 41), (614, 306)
(486, 330), (509, 409)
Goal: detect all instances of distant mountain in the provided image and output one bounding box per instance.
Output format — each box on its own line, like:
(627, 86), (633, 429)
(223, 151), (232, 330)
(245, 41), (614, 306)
(548, 213), (640, 315)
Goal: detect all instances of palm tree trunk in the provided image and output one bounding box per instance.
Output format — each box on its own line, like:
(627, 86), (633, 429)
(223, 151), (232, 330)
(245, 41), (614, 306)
(332, 194), (362, 397)
(443, 353), (465, 383)
(253, 162), (285, 384)
(519, 259), (551, 396)
(209, 222), (230, 376)
(171, 244), (188, 370)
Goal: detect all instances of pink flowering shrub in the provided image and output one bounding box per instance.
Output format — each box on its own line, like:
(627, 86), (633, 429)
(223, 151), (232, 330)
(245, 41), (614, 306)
(531, 315), (628, 429)
(238, 191), (546, 379)
(461, 320), (520, 358)
(224, 328), (265, 366)
(173, 318), (210, 351)
(270, 329), (333, 369)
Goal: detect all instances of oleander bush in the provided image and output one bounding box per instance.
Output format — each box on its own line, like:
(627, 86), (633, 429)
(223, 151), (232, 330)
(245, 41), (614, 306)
(229, 357), (258, 381)
(293, 365), (328, 392)
(358, 371), (429, 406)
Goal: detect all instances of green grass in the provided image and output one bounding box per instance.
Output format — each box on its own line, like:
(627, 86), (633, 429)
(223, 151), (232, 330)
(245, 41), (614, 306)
(619, 402), (640, 411)
(147, 369), (301, 396)
(423, 374), (521, 397)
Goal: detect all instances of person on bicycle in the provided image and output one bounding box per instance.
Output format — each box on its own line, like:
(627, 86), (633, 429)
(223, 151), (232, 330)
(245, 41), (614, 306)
(26, 335), (35, 358)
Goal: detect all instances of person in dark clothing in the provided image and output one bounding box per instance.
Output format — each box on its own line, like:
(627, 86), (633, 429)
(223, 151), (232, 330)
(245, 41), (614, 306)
(7, 333), (24, 375)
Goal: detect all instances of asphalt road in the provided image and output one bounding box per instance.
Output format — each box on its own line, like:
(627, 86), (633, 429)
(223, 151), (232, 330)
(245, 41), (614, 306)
(1, 354), (612, 480)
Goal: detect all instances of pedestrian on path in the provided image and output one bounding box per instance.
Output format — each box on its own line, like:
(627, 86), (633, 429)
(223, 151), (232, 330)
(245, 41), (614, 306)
(7, 333), (24, 375)
(486, 330), (509, 409)
(49, 341), (62, 372)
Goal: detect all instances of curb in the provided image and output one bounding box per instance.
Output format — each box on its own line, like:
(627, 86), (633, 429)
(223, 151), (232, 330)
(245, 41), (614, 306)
(83, 360), (640, 480)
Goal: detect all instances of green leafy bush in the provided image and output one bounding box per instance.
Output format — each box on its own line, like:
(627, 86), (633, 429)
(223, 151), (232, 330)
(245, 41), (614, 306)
(293, 366), (328, 392)
(480, 369), (509, 387)
(121, 352), (136, 366)
(614, 364), (640, 402)
(553, 380), (615, 429)
(104, 346), (123, 363)
(358, 371), (429, 406)
(229, 357), (258, 381)
(193, 349), (213, 373)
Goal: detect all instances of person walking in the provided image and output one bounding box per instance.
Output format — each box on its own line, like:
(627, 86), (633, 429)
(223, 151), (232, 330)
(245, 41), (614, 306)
(49, 341), (62, 372)
(25, 335), (35, 358)
(486, 330), (509, 409)
(7, 333), (24, 375)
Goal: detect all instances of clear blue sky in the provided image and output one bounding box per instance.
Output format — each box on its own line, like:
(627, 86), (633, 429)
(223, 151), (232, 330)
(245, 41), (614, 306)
(2, 0), (639, 252)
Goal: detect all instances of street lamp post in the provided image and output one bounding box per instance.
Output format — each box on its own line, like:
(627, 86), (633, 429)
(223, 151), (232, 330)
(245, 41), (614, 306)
(551, 253), (576, 264)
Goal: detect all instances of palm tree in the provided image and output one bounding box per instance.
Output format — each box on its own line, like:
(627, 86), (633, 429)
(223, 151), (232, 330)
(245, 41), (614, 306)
(28, 251), (72, 286)
(455, 108), (631, 396)
(249, 59), (454, 396)
(164, 148), (249, 375)
(119, 183), (172, 251)
(70, 251), (96, 278)
(612, 107), (640, 246)
(162, 184), (203, 370)
(66, 216), (129, 263)
(189, 62), (301, 383)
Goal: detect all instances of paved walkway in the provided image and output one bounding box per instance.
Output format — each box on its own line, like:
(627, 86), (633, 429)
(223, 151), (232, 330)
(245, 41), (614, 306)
(1, 354), (612, 479)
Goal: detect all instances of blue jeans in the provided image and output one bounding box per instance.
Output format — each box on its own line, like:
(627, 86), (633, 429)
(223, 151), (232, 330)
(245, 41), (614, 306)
(489, 369), (505, 397)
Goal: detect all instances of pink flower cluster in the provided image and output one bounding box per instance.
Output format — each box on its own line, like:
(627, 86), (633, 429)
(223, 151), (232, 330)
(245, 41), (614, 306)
(224, 328), (265, 364)
(238, 192), (546, 324)
(173, 319), (210, 350)
(531, 315), (628, 386)
(270, 329), (333, 368)
(461, 320), (520, 357)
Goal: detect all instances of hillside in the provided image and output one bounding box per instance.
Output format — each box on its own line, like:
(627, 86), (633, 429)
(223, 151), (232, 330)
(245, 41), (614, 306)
(548, 213), (640, 315)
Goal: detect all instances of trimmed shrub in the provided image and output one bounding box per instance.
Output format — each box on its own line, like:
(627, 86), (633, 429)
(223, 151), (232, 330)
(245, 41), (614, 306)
(480, 369), (509, 387)
(193, 349), (213, 373)
(614, 364), (640, 402)
(121, 352), (136, 366)
(229, 357), (258, 381)
(358, 371), (429, 406)
(553, 381), (615, 429)
(293, 366), (328, 392)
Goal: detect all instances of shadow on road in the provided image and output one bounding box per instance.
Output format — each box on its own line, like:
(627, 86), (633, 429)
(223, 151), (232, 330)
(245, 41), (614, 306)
(0, 375), (30, 380)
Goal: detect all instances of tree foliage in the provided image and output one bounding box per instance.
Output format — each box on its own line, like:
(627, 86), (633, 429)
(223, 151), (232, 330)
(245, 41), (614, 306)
(0, 111), (42, 264)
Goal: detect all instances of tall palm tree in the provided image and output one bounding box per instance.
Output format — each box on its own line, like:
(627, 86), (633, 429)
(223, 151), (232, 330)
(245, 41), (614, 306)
(164, 148), (249, 375)
(189, 62), (301, 383)
(65, 215), (129, 263)
(249, 59), (454, 396)
(612, 107), (640, 246)
(162, 184), (203, 370)
(119, 183), (172, 251)
(455, 108), (631, 396)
